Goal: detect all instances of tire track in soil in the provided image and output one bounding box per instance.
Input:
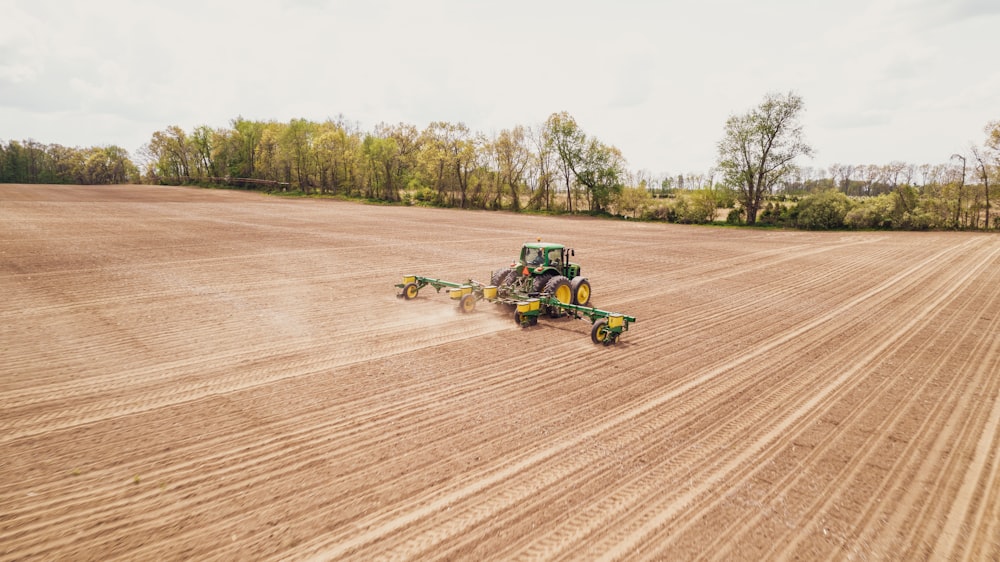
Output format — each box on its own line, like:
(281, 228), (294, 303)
(933, 338), (1000, 561)
(0, 339), (630, 559)
(404, 238), (908, 558)
(296, 238), (988, 560)
(685, 238), (1000, 561)
(866, 302), (1000, 560)
(604, 237), (995, 558)
(486, 236), (1000, 558)
(288, 235), (968, 556)
(0, 231), (892, 556)
(5, 187), (999, 561)
(0, 234), (873, 438)
(0, 246), (509, 402)
(0, 305), (511, 443)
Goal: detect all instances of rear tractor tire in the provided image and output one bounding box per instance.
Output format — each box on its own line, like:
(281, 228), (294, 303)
(570, 276), (591, 306)
(532, 273), (553, 294)
(543, 275), (572, 318)
(491, 267), (514, 287)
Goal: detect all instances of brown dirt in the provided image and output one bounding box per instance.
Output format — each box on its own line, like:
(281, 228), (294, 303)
(2, 184), (999, 561)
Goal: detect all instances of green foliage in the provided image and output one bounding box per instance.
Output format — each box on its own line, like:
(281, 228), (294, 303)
(0, 139), (138, 184)
(757, 201), (795, 226)
(614, 186), (653, 218)
(794, 190), (854, 230)
(673, 189), (719, 224)
(5, 110), (996, 233)
(713, 186), (738, 209)
(843, 194), (895, 229)
(544, 112), (626, 213)
(717, 91), (813, 224)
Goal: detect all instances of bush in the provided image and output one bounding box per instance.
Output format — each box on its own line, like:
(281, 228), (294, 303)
(411, 186), (437, 204)
(673, 189), (717, 224)
(642, 200), (676, 222)
(613, 186), (653, 218)
(795, 191), (854, 230)
(758, 201), (795, 226)
(844, 194), (894, 229)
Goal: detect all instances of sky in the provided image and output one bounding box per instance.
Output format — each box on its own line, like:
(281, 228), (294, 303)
(2, 0), (998, 177)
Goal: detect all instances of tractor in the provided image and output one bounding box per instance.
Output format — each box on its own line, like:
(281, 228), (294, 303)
(395, 240), (635, 345)
(489, 241), (592, 310)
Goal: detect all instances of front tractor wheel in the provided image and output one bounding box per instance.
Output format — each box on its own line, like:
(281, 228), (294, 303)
(570, 276), (591, 306)
(459, 293), (477, 314)
(591, 318), (615, 345)
(402, 282), (419, 300)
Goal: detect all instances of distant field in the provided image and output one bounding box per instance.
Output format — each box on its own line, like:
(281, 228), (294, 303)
(2, 184), (999, 560)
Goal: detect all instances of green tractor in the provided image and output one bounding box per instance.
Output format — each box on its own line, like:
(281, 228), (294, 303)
(395, 240), (635, 345)
(490, 241), (592, 309)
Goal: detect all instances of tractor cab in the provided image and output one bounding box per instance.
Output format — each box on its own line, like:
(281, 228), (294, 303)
(516, 242), (581, 279)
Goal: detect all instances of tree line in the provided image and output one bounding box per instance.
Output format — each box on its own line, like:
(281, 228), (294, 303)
(0, 140), (139, 185)
(2, 100), (997, 231)
(129, 113), (629, 215)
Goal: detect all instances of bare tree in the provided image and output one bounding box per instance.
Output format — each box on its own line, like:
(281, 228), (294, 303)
(951, 154), (966, 229)
(717, 92), (813, 224)
(970, 146), (992, 230)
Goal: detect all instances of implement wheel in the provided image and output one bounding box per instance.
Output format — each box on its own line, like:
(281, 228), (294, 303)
(513, 310), (537, 327)
(459, 293), (477, 314)
(402, 282), (419, 300)
(591, 318), (614, 345)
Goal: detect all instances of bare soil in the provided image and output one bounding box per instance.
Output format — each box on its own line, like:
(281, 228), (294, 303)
(2, 184), (999, 561)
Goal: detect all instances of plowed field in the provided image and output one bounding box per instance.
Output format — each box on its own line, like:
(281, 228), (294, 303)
(2, 184), (999, 561)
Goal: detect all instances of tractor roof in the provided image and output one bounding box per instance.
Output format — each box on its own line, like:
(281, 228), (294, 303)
(523, 242), (565, 250)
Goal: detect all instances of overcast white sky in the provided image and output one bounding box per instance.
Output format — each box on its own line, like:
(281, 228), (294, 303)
(2, 0), (998, 177)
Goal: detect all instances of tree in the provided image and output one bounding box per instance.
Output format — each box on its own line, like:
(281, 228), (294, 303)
(282, 118), (317, 192)
(950, 154), (966, 229)
(545, 112), (586, 213)
(577, 139), (626, 213)
(146, 125), (192, 182)
(973, 121), (999, 230)
(190, 125), (219, 179)
(230, 117), (264, 178)
(363, 122), (418, 202)
(987, 120), (1000, 152)
(528, 126), (556, 211)
(491, 126), (531, 211)
(716, 92), (813, 224)
(544, 111), (626, 214)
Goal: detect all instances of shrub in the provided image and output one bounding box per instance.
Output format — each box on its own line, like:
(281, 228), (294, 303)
(844, 194), (894, 229)
(642, 200), (676, 222)
(673, 189), (717, 224)
(613, 186), (653, 218)
(758, 201), (795, 226)
(795, 191), (854, 230)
